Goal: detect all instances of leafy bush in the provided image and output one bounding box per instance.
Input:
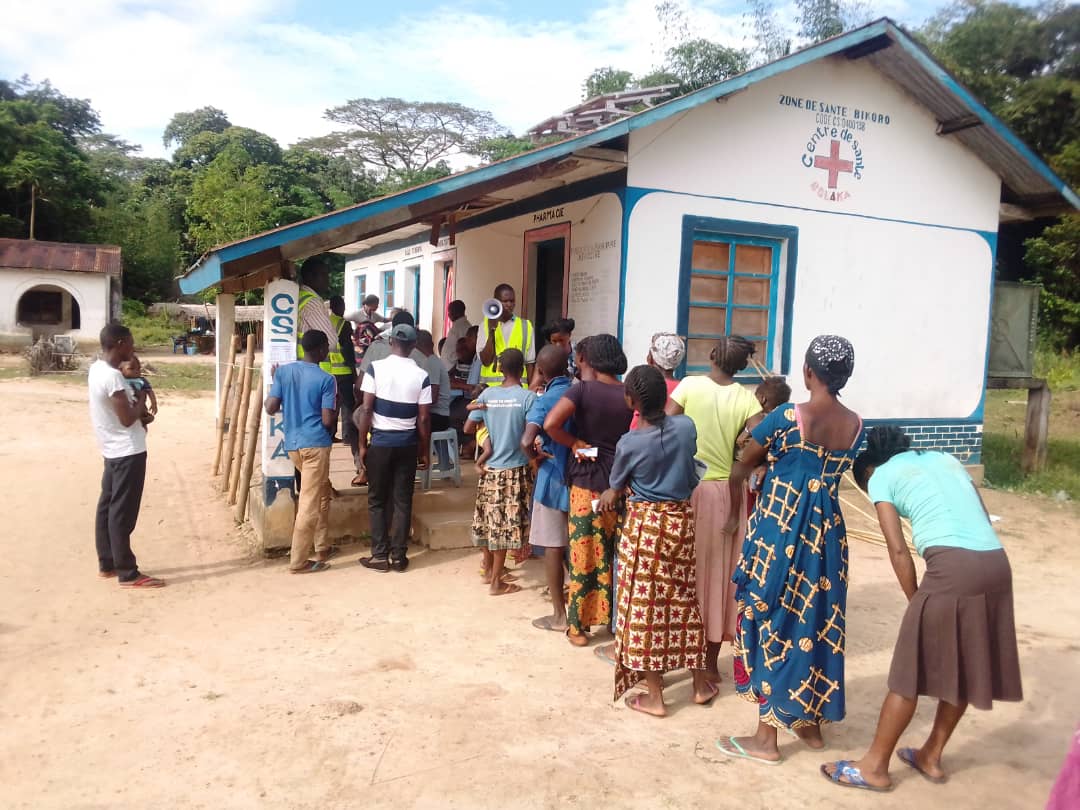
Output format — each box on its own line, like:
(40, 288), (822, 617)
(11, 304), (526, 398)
(123, 311), (186, 348)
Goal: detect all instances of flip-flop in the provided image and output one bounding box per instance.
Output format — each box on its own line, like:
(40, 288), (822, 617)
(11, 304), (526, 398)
(594, 644), (617, 666)
(820, 761), (894, 792)
(119, 574), (166, 588)
(624, 693), (665, 718)
(566, 628), (589, 647)
(350, 475), (368, 487)
(532, 615), (568, 632)
(290, 560), (331, 574)
(316, 546), (340, 562)
(490, 582), (521, 597)
(896, 747), (948, 784)
(714, 737), (782, 766)
(696, 683), (720, 706)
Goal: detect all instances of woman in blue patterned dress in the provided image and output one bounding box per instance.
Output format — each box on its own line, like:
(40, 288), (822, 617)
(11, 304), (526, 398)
(715, 335), (862, 765)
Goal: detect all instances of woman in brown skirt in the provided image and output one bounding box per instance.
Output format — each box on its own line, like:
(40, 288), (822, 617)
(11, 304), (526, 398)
(822, 426), (1022, 792)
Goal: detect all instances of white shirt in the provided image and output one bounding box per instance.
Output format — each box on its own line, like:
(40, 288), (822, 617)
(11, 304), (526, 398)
(88, 359), (147, 459)
(360, 354), (432, 445)
(440, 316), (472, 369)
(476, 316), (536, 364)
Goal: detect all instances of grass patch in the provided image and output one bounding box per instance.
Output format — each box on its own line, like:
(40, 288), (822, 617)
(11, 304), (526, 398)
(123, 311), (187, 348)
(144, 362), (216, 392)
(982, 349), (1080, 500)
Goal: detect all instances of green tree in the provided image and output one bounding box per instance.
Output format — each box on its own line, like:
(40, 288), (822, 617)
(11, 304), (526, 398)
(471, 135), (538, 163)
(582, 67), (634, 99)
(187, 151), (278, 254)
(311, 97), (506, 186)
(163, 106), (231, 149)
(665, 39), (750, 93)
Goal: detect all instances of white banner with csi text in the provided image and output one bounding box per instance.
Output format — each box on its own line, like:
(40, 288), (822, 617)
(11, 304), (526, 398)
(262, 278), (299, 478)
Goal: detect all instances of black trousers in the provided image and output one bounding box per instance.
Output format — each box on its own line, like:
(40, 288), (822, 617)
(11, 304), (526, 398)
(365, 444), (417, 562)
(337, 372), (359, 459)
(95, 452), (147, 581)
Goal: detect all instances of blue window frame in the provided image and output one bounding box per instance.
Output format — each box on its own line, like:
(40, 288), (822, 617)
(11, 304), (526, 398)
(408, 265), (420, 318)
(381, 270), (395, 314)
(356, 275), (367, 309)
(676, 216), (798, 379)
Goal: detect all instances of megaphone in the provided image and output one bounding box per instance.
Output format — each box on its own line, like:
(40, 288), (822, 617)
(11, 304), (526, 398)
(482, 298), (503, 320)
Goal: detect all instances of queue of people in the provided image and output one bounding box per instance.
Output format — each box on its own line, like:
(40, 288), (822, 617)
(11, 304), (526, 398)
(87, 252), (1023, 795)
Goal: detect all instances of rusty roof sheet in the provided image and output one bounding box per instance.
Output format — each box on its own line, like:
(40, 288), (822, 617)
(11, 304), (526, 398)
(0, 238), (122, 275)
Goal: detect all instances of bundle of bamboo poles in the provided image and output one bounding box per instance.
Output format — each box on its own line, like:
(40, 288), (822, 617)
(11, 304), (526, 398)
(211, 334), (264, 523)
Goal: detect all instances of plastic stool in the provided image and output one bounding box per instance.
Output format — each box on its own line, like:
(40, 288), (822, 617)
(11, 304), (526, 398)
(422, 430), (462, 491)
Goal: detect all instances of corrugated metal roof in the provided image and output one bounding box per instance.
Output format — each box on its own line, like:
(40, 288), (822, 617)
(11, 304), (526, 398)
(178, 18), (1078, 295)
(0, 238), (122, 275)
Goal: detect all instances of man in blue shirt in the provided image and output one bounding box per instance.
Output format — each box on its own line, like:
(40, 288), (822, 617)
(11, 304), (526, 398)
(521, 345), (574, 631)
(265, 330), (337, 574)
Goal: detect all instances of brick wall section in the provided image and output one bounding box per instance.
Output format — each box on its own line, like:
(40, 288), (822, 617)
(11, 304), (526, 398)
(860, 422), (983, 464)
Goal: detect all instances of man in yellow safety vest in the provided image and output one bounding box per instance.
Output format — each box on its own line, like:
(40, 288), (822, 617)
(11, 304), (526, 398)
(477, 283), (535, 387)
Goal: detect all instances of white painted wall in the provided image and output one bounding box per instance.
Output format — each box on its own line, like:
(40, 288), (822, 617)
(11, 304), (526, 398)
(621, 54), (1001, 421)
(346, 192), (624, 342)
(0, 269), (111, 344)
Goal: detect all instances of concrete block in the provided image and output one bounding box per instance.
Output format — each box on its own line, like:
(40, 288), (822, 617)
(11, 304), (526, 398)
(414, 510), (475, 550)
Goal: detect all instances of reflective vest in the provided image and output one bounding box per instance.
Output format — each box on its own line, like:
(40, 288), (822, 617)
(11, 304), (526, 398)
(296, 290), (347, 375)
(479, 316), (531, 386)
(327, 313), (353, 376)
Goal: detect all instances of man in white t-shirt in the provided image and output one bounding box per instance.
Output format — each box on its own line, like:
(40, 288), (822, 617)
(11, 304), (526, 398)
(88, 324), (165, 589)
(354, 323), (432, 573)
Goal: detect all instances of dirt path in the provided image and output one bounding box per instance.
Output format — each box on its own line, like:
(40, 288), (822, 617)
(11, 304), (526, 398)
(0, 377), (1077, 809)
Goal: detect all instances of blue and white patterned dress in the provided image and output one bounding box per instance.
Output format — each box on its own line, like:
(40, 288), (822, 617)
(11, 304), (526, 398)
(732, 404), (863, 729)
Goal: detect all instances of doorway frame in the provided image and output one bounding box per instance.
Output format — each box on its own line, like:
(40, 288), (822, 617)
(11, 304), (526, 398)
(431, 247), (457, 340)
(521, 222), (571, 323)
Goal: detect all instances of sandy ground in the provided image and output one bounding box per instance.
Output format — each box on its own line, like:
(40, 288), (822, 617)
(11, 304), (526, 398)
(1, 376), (1078, 810)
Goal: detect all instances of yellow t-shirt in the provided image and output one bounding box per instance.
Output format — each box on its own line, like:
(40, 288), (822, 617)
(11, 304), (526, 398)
(670, 376), (761, 480)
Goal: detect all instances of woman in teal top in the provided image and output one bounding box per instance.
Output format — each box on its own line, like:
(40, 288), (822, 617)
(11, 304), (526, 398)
(821, 427), (1022, 793)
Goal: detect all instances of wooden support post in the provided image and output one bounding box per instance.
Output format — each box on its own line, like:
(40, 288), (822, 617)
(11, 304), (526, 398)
(212, 335), (240, 475)
(227, 367), (256, 504)
(1022, 380), (1051, 474)
(235, 390), (263, 524)
(215, 293), (236, 414)
(221, 334), (256, 492)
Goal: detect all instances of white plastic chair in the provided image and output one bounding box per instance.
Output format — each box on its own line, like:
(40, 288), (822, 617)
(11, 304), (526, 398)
(421, 429), (462, 490)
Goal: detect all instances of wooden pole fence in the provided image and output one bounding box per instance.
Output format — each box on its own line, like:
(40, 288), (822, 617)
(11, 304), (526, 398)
(212, 335), (240, 475)
(221, 334), (255, 492)
(227, 366), (256, 505)
(235, 378), (263, 523)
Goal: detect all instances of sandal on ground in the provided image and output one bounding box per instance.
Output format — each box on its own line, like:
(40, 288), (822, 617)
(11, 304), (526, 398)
(532, 615), (568, 632)
(896, 747), (948, 784)
(696, 682), (720, 706)
(316, 546), (340, 562)
(624, 693), (665, 718)
(351, 474), (368, 487)
(566, 627), (589, 647)
(98, 570), (117, 578)
(820, 761), (893, 791)
(714, 737), (782, 766)
(290, 560), (331, 574)
(490, 582), (521, 596)
(359, 556), (390, 572)
(594, 643), (617, 666)
(119, 574), (166, 588)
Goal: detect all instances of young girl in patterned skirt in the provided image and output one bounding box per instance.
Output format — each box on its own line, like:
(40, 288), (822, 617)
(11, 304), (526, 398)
(600, 365), (717, 715)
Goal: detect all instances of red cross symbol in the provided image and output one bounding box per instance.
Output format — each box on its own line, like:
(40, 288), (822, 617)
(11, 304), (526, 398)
(813, 140), (854, 189)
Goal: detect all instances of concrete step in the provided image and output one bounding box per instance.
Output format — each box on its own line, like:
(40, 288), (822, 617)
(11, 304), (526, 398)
(413, 510), (474, 550)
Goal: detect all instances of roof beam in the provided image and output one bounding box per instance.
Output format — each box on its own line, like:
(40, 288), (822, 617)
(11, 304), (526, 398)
(937, 115), (983, 136)
(572, 147), (628, 165)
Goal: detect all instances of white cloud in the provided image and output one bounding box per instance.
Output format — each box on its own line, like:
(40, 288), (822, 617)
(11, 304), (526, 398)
(0, 0), (758, 158)
(0, 0), (933, 159)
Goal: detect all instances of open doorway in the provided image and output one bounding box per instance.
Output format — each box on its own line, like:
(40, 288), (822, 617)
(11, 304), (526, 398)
(523, 223), (570, 345)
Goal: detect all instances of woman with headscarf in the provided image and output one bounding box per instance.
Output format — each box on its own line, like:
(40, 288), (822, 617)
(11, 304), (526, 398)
(715, 335), (863, 765)
(666, 336), (762, 684)
(628, 332), (685, 430)
(820, 426), (1021, 792)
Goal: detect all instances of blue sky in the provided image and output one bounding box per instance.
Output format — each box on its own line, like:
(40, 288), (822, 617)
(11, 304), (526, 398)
(0, 0), (1016, 158)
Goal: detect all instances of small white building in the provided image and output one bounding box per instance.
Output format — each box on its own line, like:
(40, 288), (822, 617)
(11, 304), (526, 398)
(0, 238), (121, 349)
(180, 19), (1077, 510)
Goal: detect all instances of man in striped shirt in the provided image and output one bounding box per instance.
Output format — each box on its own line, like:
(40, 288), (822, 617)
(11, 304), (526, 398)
(354, 323), (432, 572)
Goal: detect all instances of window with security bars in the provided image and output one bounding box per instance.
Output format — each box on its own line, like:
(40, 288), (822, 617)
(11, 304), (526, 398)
(682, 235), (781, 375)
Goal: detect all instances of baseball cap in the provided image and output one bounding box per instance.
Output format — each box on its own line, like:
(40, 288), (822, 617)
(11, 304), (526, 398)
(390, 323), (417, 343)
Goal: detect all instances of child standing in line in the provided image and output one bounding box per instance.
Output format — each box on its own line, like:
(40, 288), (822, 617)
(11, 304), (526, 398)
(465, 348), (537, 596)
(120, 355), (158, 427)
